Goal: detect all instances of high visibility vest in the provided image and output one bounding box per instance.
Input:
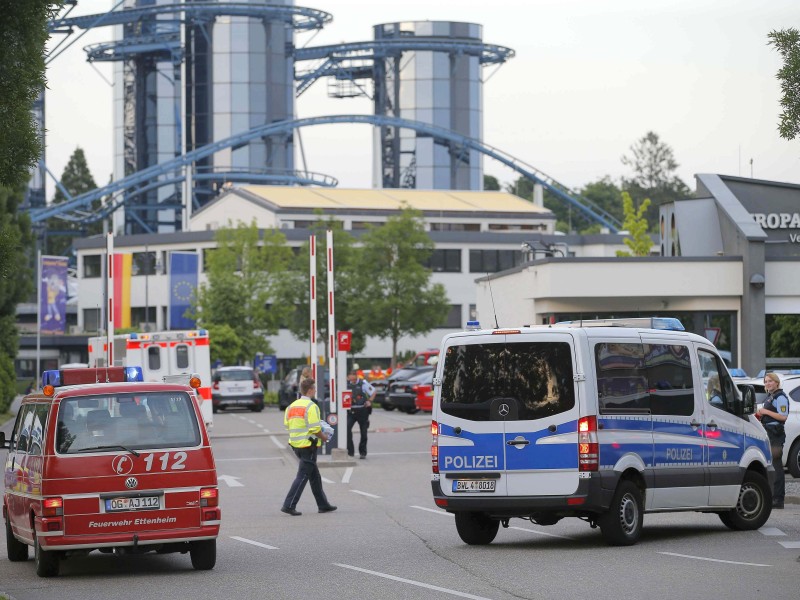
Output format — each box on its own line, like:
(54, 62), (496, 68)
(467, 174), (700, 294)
(284, 397), (322, 448)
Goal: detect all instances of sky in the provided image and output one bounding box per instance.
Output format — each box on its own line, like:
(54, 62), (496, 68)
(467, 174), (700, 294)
(42, 0), (799, 203)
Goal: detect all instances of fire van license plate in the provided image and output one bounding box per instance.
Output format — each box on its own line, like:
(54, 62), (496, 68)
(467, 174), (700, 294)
(452, 480), (496, 493)
(105, 496), (161, 512)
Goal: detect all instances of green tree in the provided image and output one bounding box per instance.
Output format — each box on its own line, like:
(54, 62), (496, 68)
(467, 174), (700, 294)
(191, 220), (293, 364)
(580, 176), (624, 226)
(483, 174), (501, 191)
(768, 28), (800, 140)
(616, 192), (652, 257)
(277, 215), (366, 358)
(350, 206), (450, 366)
(621, 132), (691, 229)
(204, 323), (243, 367)
(768, 315), (800, 357)
(0, 185), (35, 412)
(45, 147), (99, 256)
(0, 1), (61, 188)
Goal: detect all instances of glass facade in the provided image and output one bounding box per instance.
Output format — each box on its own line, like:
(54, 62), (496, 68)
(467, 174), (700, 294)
(372, 21), (483, 191)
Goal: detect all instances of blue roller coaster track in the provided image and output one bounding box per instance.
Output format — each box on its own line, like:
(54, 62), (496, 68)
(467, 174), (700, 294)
(31, 115), (622, 232)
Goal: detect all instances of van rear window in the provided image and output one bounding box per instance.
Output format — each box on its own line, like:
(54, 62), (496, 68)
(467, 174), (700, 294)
(440, 342), (575, 421)
(56, 392), (201, 454)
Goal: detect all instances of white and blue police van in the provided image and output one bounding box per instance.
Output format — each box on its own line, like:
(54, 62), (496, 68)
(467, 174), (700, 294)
(430, 317), (772, 546)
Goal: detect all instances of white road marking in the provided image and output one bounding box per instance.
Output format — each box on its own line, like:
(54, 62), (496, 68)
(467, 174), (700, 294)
(321, 476), (335, 484)
(271, 436), (286, 449)
(658, 552), (770, 567)
(411, 505), (452, 516)
(215, 456), (283, 462)
(778, 541), (800, 549)
(230, 536), (278, 550)
(247, 419), (256, 424)
(759, 527), (786, 536)
(509, 525), (574, 540)
(342, 467), (353, 484)
(217, 475), (244, 488)
(334, 564), (494, 600)
(367, 451), (429, 456)
(351, 490), (381, 499)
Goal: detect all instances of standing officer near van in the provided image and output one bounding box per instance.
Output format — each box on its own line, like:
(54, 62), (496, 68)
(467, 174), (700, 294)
(281, 378), (337, 516)
(757, 372), (790, 509)
(346, 367), (376, 459)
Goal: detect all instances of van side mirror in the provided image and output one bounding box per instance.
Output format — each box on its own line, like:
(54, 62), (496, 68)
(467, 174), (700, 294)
(740, 385), (756, 415)
(0, 431), (7, 449)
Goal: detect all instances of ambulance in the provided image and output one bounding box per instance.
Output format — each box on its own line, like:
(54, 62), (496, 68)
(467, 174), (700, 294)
(88, 330), (213, 428)
(430, 317), (773, 546)
(1, 366), (220, 577)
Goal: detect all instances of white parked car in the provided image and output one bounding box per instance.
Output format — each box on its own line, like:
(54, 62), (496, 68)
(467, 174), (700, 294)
(737, 374), (800, 477)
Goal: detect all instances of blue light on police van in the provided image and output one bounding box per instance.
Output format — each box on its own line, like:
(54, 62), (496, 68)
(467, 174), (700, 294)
(466, 320), (481, 331)
(125, 366), (144, 382)
(651, 317), (685, 331)
(129, 332), (138, 340)
(42, 370), (62, 387)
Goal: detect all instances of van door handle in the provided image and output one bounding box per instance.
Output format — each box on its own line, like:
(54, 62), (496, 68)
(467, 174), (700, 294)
(547, 424), (557, 433)
(690, 420), (701, 429)
(506, 437), (530, 447)
(706, 421), (718, 431)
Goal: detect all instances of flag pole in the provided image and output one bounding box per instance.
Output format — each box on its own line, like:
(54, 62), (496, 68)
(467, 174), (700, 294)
(35, 250), (41, 388)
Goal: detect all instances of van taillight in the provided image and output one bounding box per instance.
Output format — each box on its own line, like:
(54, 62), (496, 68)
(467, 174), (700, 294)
(253, 378), (260, 390)
(200, 487), (219, 507)
(431, 420), (439, 474)
(212, 381), (219, 391)
(578, 416), (599, 472)
(43, 497), (63, 517)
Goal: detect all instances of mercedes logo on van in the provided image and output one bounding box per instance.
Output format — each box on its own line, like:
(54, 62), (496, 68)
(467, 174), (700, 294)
(498, 404), (510, 417)
(125, 477), (138, 489)
(112, 455), (134, 475)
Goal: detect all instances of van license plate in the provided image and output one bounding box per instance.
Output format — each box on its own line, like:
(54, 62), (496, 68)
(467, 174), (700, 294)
(105, 496), (161, 512)
(452, 480), (496, 493)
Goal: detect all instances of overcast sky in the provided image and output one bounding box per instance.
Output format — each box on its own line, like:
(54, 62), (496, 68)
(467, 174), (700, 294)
(43, 0), (799, 202)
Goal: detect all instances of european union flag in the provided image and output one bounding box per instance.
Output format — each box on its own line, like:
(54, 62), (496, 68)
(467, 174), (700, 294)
(169, 252), (198, 329)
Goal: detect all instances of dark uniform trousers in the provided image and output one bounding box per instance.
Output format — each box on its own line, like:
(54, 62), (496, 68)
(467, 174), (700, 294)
(283, 444), (330, 510)
(347, 408), (369, 457)
(766, 425), (786, 502)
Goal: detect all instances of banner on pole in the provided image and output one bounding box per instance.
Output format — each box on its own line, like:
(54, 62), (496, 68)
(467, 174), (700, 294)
(40, 256), (68, 335)
(112, 253), (132, 328)
(169, 252), (198, 329)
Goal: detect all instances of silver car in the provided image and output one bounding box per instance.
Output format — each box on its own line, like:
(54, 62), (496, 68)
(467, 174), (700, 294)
(212, 366), (264, 413)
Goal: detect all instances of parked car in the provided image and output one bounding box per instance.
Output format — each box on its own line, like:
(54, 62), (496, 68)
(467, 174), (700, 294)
(729, 368), (748, 379)
(737, 373), (800, 477)
(386, 368), (434, 414)
(375, 367), (429, 410)
(212, 366), (264, 412)
(414, 376), (435, 413)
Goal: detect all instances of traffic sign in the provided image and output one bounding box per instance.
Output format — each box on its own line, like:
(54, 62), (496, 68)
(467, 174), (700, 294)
(254, 354), (277, 374)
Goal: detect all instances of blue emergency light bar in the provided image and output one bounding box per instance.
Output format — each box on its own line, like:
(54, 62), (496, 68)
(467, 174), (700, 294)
(42, 366), (144, 388)
(465, 320), (481, 331)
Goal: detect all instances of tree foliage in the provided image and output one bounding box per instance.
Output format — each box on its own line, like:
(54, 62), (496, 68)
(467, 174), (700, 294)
(350, 207), (450, 366)
(483, 174), (501, 191)
(768, 315), (800, 357)
(616, 192), (652, 257)
(0, 185), (35, 411)
(621, 132), (691, 229)
(46, 147), (100, 256)
(0, 1), (61, 188)
(768, 28), (800, 141)
(191, 221), (293, 365)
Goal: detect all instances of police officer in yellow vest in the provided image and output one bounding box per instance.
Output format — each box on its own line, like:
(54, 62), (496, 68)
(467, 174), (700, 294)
(281, 378), (337, 516)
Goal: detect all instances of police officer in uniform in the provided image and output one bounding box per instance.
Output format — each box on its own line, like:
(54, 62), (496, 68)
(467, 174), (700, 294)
(347, 367), (376, 459)
(757, 372), (790, 509)
(281, 378), (337, 516)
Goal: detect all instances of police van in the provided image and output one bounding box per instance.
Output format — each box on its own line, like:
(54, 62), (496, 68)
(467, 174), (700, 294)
(2, 366), (220, 576)
(430, 318), (772, 546)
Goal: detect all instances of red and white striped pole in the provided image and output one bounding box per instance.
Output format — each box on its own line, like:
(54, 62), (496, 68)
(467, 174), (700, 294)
(326, 230), (338, 436)
(106, 231), (114, 367)
(309, 235), (317, 382)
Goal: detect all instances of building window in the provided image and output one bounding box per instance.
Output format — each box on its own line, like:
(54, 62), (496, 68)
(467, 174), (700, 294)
(83, 308), (101, 332)
(437, 304), (462, 328)
(487, 223), (544, 231)
(430, 223), (480, 232)
(83, 254), (102, 278)
(469, 249), (522, 273)
(425, 249), (461, 273)
(130, 307), (157, 328)
(132, 251), (158, 276)
(351, 221), (382, 230)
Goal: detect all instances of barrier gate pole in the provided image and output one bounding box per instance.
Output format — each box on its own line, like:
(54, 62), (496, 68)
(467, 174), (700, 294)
(309, 235), (317, 382)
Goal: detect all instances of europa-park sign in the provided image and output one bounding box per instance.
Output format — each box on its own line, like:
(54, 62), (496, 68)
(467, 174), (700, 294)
(751, 212), (800, 244)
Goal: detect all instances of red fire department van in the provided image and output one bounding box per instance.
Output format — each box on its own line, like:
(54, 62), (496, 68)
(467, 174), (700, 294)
(1, 366), (220, 577)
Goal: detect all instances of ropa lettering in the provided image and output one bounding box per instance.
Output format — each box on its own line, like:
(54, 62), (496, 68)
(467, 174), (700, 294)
(442, 455), (498, 469)
(752, 212), (800, 229)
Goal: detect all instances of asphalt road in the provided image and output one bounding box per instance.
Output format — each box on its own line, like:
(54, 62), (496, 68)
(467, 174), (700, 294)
(2, 405), (800, 600)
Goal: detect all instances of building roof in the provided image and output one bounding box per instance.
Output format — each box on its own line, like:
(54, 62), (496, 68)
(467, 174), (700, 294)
(194, 185), (553, 218)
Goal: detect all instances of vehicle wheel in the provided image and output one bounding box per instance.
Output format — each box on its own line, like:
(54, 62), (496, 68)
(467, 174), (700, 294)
(5, 517), (28, 562)
(718, 471), (771, 531)
(787, 440), (800, 478)
(212, 405), (219, 414)
(598, 480), (644, 546)
(406, 407), (420, 415)
(190, 539), (216, 570)
(454, 511), (499, 545)
(34, 533), (59, 577)
(382, 404), (395, 411)
(251, 401), (264, 413)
